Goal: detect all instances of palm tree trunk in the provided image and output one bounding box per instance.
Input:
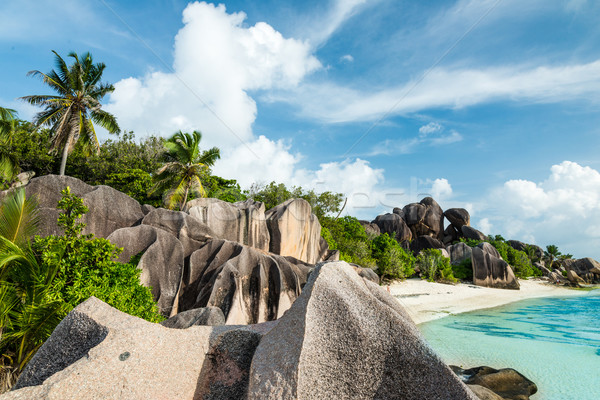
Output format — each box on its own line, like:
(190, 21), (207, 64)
(181, 185), (190, 211)
(58, 137), (70, 176)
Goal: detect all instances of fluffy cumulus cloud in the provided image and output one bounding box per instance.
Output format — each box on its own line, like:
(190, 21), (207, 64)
(107, 1), (320, 150)
(480, 161), (600, 258)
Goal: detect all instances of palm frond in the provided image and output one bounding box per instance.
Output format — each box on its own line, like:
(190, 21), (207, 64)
(197, 146), (221, 167)
(0, 189), (40, 246)
(90, 108), (120, 134)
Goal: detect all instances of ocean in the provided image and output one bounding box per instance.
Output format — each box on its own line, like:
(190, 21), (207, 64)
(419, 291), (600, 400)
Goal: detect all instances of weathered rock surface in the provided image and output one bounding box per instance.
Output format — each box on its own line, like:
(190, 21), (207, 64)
(410, 235), (445, 254)
(477, 242), (501, 260)
(186, 198), (270, 252)
(160, 307), (225, 328)
(141, 208), (214, 257)
(180, 238), (313, 325)
(247, 262), (478, 400)
(471, 247), (520, 290)
(447, 242), (473, 266)
(451, 366), (537, 400)
(443, 224), (460, 245)
(567, 257), (600, 284)
(372, 213), (412, 242)
(7, 297), (269, 399)
(107, 225), (185, 317)
(402, 198), (444, 239)
(461, 225), (488, 241)
(19, 175), (143, 238)
(444, 208), (470, 230)
(359, 220), (381, 237)
(265, 198), (322, 264)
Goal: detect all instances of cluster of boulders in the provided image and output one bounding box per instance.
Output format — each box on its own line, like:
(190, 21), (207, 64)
(0, 176), (545, 399)
(364, 197), (521, 290)
(4, 261), (531, 400)
(1, 175), (348, 323)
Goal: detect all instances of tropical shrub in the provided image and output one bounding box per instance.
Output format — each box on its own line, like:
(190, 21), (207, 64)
(371, 233), (415, 281)
(0, 188), (162, 391)
(452, 257), (473, 281)
(321, 216), (376, 269)
(417, 249), (457, 283)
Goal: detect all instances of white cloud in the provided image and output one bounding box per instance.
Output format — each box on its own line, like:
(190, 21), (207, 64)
(430, 178), (453, 200)
(106, 1), (320, 148)
(370, 122), (463, 155)
(419, 122), (442, 136)
(340, 54), (354, 63)
(306, 0), (369, 46)
(481, 161), (600, 258)
(275, 60), (600, 123)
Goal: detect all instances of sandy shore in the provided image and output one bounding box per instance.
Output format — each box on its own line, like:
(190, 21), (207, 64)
(387, 278), (590, 325)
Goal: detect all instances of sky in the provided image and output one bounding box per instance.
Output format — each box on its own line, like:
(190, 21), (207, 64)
(1, 0), (600, 258)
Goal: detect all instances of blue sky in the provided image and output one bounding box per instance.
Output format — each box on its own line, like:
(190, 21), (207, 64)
(2, 0), (600, 258)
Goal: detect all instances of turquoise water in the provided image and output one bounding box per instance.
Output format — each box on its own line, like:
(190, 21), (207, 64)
(419, 291), (600, 400)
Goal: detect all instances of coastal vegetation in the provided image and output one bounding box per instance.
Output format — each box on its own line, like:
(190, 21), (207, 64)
(21, 51), (120, 176)
(0, 188), (161, 390)
(149, 130), (220, 210)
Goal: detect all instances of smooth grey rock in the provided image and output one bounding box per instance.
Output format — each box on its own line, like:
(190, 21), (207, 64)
(359, 220), (381, 237)
(467, 384), (503, 400)
(186, 198), (270, 251)
(19, 175), (144, 238)
(372, 213), (411, 242)
(444, 208), (470, 230)
(443, 224), (460, 245)
(142, 208), (214, 257)
(402, 202), (426, 226)
(7, 297), (271, 400)
(409, 235), (445, 255)
(448, 242), (473, 266)
(265, 198), (322, 264)
(420, 197), (445, 238)
(181, 238), (313, 325)
(160, 307), (225, 328)
(141, 204), (155, 215)
(107, 225), (185, 317)
(477, 242), (501, 259)
(461, 225), (488, 241)
(471, 247), (519, 290)
(451, 366), (537, 400)
(392, 207), (405, 219)
(247, 262), (478, 400)
(535, 262), (551, 277)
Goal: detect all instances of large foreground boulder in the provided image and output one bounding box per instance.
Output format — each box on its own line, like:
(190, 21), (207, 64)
(186, 198), (270, 251)
(247, 262), (478, 399)
(107, 225), (185, 317)
(265, 199), (322, 264)
(461, 225), (488, 241)
(471, 247), (520, 290)
(180, 239), (313, 325)
(7, 297), (269, 399)
(4, 263), (481, 400)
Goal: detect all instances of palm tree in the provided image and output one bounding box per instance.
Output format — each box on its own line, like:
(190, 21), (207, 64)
(0, 107), (18, 183)
(21, 51), (120, 176)
(544, 244), (562, 270)
(150, 131), (220, 210)
(0, 189), (66, 392)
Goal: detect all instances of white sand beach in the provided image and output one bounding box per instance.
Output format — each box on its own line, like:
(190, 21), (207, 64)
(387, 278), (588, 325)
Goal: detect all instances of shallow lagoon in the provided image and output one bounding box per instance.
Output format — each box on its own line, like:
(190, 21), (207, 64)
(420, 290), (600, 400)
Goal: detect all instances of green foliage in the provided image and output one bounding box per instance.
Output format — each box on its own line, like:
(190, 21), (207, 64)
(0, 189), (162, 390)
(202, 174), (246, 203)
(416, 249), (457, 283)
(150, 130), (221, 210)
(22, 51), (120, 175)
(371, 233), (415, 281)
(247, 181), (344, 219)
(544, 244), (562, 270)
(324, 216), (376, 268)
(452, 258), (473, 281)
(56, 187), (88, 238)
(459, 237), (483, 247)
